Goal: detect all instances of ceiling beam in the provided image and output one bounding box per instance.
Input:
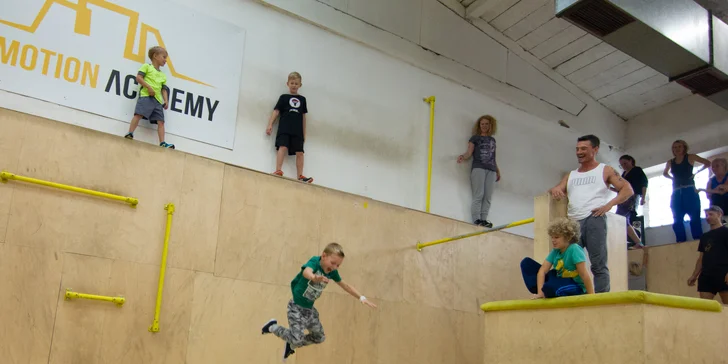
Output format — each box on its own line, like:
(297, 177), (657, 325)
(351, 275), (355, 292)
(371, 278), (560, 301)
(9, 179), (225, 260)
(465, 0), (499, 19)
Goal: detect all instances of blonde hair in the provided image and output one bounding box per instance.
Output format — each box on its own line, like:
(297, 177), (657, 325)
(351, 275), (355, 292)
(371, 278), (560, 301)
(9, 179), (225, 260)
(547, 218), (580, 244)
(323, 242), (345, 258)
(672, 139), (689, 156)
(712, 157), (727, 171)
(148, 46), (167, 61)
(472, 115), (497, 136)
(288, 72), (302, 82)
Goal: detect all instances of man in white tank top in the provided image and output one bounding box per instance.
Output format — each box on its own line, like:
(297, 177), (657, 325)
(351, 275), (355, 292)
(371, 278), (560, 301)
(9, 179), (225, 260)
(549, 135), (634, 293)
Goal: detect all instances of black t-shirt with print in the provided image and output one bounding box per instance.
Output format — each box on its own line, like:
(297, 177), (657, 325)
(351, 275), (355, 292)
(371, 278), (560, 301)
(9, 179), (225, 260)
(274, 94), (308, 136)
(698, 225), (728, 276)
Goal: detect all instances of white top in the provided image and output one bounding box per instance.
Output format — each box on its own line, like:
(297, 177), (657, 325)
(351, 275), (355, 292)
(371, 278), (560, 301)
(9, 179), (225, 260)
(567, 163), (612, 220)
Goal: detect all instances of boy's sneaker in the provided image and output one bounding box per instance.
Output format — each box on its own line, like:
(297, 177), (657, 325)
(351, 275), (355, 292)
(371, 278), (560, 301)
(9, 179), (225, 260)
(160, 142), (175, 149)
(124, 132), (134, 139)
(272, 170), (284, 177)
(298, 175), (313, 183)
(474, 219), (484, 226)
(283, 342), (295, 361)
(261, 319), (277, 335)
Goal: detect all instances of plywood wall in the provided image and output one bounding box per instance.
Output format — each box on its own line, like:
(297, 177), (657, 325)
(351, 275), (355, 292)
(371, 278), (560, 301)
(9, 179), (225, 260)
(0, 108), (533, 364)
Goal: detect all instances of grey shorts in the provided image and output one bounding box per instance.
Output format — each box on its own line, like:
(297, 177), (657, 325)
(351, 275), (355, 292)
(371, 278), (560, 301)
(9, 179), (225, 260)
(134, 96), (165, 124)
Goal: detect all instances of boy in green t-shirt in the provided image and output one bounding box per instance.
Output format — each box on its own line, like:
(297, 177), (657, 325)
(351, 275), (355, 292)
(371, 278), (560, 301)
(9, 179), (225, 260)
(520, 218), (595, 298)
(123, 46), (175, 149)
(261, 243), (376, 361)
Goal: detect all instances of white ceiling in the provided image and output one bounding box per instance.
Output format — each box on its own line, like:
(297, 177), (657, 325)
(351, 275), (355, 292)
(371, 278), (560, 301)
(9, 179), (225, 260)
(458, 0), (694, 120)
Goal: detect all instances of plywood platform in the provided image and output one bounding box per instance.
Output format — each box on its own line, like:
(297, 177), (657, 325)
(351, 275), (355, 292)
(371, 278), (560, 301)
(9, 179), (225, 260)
(0, 108), (533, 363)
(482, 292), (727, 364)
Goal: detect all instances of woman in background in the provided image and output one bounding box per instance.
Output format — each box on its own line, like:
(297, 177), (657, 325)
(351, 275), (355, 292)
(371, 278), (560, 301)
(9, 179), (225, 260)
(663, 140), (711, 242)
(702, 157), (728, 223)
(457, 115), (501, 228)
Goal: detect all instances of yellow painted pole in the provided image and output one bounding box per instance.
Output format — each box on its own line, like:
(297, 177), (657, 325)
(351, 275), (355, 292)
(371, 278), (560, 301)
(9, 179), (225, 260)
(149, 203), (175, 333)
(65, 288), (125, 306)
(423, 96), (436, 213)
(0, 171), (138, 207)
(416, 217), (534, 251)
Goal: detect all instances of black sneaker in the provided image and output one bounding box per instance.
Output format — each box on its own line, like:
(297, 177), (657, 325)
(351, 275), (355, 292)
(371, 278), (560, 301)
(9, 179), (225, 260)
(160, 142), (175, 149)
(261, 318), (277, 335)
(481, 220), (493, 228)
(283, 342), (295, 361)
(124, 132), (134, 139)
(474, 219), (484, 226)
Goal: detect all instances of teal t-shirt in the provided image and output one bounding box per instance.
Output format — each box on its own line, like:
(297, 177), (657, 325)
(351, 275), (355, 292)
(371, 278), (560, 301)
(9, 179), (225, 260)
(291, 256), (342, 309)
(546, 243), (587, 292)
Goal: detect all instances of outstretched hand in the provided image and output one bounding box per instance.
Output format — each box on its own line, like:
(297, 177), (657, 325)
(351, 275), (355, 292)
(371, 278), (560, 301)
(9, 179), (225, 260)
(362, 299), (377, 308)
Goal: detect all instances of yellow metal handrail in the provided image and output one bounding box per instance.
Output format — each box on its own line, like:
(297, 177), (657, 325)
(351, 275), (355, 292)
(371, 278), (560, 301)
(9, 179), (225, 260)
(149, 203), (175, 333)
(65, 288), (125, 306)
(416, 217), (534, 251)
(423, 96), (436, 213)
(0, 171), (138, 207)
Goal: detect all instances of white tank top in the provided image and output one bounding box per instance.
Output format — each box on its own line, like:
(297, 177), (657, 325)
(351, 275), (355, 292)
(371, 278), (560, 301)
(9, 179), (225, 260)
(567, 163), (612, 220)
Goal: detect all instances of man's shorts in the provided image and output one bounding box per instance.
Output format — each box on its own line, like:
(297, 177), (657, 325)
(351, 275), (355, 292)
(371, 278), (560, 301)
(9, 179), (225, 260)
(134, 96), (165, 124)
(698, 273), (728, 294)
(275, 133), (304, 155)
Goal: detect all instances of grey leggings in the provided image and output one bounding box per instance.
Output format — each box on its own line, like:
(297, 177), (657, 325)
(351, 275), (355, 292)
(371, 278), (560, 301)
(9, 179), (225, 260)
(470, 168), (497, 222)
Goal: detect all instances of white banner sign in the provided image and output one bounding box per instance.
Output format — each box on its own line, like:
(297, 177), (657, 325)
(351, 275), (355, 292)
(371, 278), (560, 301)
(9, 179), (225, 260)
(0, 0), (245, 149)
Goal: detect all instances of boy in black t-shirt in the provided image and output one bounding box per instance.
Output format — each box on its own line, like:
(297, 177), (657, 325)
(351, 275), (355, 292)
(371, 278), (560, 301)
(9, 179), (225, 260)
(266, 72), (313, 183)
(688, 206), (728, 303)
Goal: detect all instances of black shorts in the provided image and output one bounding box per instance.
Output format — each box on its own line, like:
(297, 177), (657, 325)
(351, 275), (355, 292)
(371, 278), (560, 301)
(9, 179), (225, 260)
(275, 133), (304, 155)
(698, 273), (728, 294)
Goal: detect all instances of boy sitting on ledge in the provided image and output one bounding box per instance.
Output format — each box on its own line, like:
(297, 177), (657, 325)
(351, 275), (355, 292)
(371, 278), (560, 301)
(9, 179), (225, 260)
(520, 218), (595, 298)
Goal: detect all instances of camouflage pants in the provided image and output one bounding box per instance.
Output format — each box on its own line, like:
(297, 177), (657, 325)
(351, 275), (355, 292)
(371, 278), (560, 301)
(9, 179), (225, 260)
(271, 300), (326, 349)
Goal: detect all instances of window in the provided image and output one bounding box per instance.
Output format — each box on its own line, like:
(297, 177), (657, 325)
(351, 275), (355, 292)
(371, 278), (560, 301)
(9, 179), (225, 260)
(643, 169), (711, 227)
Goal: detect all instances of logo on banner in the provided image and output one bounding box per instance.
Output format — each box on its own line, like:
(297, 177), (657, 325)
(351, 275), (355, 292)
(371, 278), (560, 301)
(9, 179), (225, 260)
(0, 0), (244, 148)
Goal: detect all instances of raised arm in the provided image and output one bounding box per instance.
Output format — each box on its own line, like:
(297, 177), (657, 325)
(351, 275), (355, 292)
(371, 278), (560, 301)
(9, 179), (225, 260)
(689, 154), (711, 175)
(457, 142), (475, 163)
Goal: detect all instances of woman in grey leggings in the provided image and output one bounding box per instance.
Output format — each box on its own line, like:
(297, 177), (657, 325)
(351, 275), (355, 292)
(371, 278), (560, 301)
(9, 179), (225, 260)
(457, 115), (500, 227)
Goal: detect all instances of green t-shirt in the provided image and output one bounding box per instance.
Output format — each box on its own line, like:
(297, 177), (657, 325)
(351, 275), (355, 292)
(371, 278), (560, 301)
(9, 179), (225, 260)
(291, 256), (342, 309)
(138, 63), (166, 105)
(546, 243), (587, 292)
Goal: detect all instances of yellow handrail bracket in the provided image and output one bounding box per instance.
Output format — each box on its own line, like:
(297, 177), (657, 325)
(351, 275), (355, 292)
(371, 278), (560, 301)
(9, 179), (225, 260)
(423, 96), (436, 213)
(65, 288), (125, 306)
(0, 171), (139, 207)
(149, 203), (175, 333)
(416, 217), (534, 251)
